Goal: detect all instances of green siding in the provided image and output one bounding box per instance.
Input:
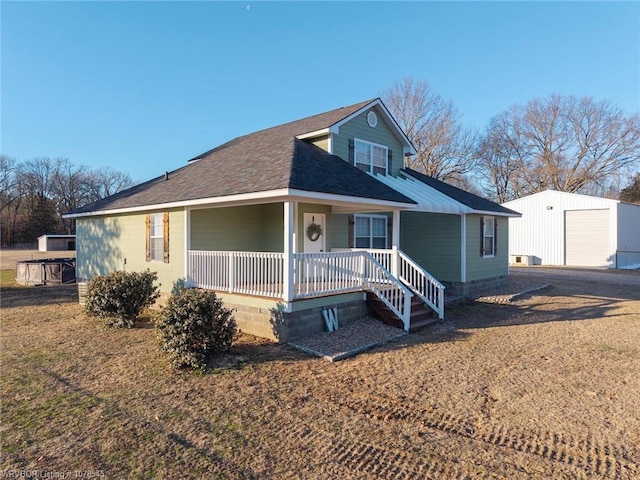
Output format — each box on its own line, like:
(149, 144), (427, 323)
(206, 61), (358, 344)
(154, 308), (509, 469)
(76, 208), (185, 293)
(332, 106), (405, 176)
(191, 204), (283, 252)
(310, 135), (329, 152)
(465, 214), (509, 281)
(327, 213), (349, 250)
(191, 203), (350, 254)
(400, 211), (462, 282)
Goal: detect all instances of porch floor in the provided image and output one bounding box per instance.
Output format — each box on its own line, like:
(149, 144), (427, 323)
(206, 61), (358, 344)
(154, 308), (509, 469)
(288, 317), (407, 362)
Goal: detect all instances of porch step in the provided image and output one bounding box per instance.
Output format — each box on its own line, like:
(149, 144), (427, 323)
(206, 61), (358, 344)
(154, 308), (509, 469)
(366, 293), (438, 333)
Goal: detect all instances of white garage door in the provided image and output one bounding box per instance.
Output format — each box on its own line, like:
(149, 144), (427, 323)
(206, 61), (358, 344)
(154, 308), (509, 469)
(565, 209), (611, 267)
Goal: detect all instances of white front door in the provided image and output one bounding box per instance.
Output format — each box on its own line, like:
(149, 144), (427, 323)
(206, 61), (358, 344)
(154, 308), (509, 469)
(303, 213), (326, 253)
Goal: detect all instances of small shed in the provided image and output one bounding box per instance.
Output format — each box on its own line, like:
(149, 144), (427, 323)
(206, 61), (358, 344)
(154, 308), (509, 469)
(503, 190), (640, 269)
(38, 235), (76, 252)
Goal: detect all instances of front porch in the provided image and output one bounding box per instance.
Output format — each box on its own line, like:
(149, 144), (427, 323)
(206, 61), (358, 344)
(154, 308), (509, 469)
(186, 248), (445, 333)
(184, 199), (445, 341)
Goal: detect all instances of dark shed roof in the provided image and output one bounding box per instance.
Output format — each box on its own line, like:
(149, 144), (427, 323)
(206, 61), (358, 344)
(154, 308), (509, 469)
(403, 168), (520, 216)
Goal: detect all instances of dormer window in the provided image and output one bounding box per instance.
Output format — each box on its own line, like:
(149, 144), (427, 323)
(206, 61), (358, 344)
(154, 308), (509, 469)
(355, 139), (388, 176)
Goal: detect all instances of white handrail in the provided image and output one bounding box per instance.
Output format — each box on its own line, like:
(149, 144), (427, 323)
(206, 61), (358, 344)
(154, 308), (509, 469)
(397, 249), (446, 319)
(361, 252), (413, 331)
(293, 251), (412, 331)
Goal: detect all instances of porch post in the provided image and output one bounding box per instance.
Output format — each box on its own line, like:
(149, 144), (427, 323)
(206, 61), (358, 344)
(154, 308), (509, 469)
(184, 207), (192, 286)
(391, 209), (401, 277)
(283, 201), (295, 303)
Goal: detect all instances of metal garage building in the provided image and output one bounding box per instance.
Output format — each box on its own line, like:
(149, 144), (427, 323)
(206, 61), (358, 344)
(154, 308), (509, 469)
(38, 234), (76, 252)
(502, 190), (640, 268)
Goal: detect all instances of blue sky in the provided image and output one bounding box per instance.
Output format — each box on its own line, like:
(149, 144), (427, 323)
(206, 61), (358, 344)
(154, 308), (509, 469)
(2, 1), (639, 182)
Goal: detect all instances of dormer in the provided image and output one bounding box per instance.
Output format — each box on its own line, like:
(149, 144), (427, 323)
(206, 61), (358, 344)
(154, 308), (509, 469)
(295, 98), (416, 177)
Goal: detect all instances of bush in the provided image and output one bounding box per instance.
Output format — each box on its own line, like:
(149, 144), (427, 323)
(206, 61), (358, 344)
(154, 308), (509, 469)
(84, 270), (160, 328)
(155, 288), (237, 369)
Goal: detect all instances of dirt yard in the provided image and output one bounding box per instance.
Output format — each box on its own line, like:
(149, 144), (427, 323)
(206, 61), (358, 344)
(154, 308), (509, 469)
(1, 265), (639, 479)
(0, 249), (75, 270)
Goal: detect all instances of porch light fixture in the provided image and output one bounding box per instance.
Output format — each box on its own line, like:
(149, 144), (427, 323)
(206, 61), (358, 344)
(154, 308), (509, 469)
(546, 206), (553, 210)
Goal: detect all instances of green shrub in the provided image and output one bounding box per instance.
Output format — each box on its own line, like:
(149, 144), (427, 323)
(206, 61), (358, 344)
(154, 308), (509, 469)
(155, 288), (237, 369)
(84, 270), (160, 328)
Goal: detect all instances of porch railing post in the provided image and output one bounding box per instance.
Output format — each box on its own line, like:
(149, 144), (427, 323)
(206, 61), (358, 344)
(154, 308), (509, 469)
(228, 252), (235, 293)
(283, 201), (295, 302)
(391, 245), (399, 278)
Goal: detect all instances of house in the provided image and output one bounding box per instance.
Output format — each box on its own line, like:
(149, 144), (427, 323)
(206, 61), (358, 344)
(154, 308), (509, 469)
(503, 190), (640, 268)
(64, 99), (519, 342)
(38, 234), (76, 252)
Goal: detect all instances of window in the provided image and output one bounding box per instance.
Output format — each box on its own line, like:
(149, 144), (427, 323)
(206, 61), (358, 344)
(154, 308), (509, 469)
(354, 139), (388, 176)
(146, 213), (169, 263)
(355, 215), (388, 249)
(482, 216), (496, 258)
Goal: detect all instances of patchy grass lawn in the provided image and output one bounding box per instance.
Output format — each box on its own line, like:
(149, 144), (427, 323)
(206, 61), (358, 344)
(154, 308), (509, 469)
(1, 268), (639, 479)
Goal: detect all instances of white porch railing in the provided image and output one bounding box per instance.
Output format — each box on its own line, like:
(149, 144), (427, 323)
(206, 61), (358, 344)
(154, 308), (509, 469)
(397, 250), (446, 319)
(292, 251), (363, 298)
(187, 248), (444, 329)
(293, 251), (413, 330)
(335, 248), (446, 319)
(188, 250), (285, 298)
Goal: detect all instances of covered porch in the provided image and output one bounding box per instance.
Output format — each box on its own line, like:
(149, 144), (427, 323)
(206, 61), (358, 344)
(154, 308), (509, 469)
(184, 198), (445, 334)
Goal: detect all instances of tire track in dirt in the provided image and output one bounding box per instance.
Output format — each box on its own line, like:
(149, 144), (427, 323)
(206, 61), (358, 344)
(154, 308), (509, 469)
(263, 421), (503, 480)
(316, 389), (639, 479)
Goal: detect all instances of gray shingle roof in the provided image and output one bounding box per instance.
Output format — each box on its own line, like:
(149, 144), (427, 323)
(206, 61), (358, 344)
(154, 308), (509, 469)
(402, 168), (520, 216)
(68, 99), (415, 215)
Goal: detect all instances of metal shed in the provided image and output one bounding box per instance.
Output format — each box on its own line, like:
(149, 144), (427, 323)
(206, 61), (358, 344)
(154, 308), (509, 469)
(37, 235), (76, 252)
(503, 190), (640, 269)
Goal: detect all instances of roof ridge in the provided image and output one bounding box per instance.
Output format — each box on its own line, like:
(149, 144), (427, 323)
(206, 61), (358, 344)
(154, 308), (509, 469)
(188, 99), (377, 163)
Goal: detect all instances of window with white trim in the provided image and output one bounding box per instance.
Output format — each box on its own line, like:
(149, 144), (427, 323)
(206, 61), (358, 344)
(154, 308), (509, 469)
(354, 139), (388, 176)
(482, 216), (495, 258)
(355, 214), (388, 249)
(149, 213), (165, 262)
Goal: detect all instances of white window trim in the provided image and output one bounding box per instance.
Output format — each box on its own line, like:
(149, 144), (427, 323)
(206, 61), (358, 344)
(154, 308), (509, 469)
(150, 213), (164, 262)
(354, 138), (388, 176)
(354, 214), (388, 249)
(483, 215), (495, 258)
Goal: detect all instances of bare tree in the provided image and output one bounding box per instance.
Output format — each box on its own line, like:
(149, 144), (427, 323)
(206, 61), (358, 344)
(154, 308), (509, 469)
(0, 155), (20, 210)
(83, 167), (132, 202)
(477, 95), (640, 201)
(0, 155), (22, 245)
(50, 158), (92, 234)
(383, 77), (479, 182)
(0, 156), (133, 245)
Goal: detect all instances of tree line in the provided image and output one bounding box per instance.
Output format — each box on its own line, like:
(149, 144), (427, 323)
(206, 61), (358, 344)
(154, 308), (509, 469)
(2, 80), (639, 246)
(0, 156), (132, 246)
(383, 77), (640, 203)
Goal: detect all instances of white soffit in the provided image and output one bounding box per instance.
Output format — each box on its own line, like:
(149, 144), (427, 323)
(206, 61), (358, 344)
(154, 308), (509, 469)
(373, 174), (472, 215)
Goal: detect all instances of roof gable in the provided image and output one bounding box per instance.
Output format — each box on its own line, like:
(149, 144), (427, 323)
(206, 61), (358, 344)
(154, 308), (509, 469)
(503, 189), (622, 206)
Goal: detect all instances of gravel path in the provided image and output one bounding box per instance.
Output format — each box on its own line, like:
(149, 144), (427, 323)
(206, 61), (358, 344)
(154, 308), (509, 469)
(289, 317), (407, 361)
